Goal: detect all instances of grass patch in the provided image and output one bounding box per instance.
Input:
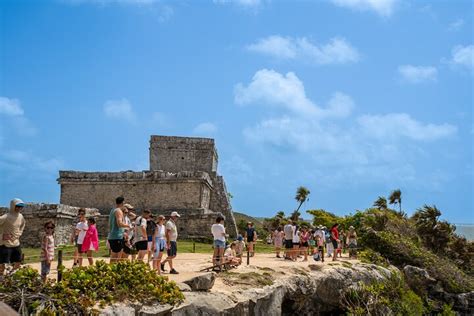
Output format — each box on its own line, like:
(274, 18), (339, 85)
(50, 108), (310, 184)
(219, 271), (274, 288)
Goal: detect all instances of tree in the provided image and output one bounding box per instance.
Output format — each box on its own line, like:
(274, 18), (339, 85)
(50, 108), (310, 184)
(412, 205), (454, 253)
(389, 189), (402, 212)
(295, 186), (310, 212)
(373, 196), (388, 210)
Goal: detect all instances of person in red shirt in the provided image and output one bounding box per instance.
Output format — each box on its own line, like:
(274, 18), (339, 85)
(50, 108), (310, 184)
(330, 223), (340, 262)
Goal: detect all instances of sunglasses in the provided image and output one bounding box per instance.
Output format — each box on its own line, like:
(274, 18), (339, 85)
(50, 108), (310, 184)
(46, 227), (55, 229)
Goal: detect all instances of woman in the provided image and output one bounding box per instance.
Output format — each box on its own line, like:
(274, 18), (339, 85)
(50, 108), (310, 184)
(330, 223), (340, 262)
(81, 217), (99, 266)
(152, 215), (167, 274)
(299, 227), (310, 262)
(292, 225), (300, 261)
(272, 227), (284, 258)
(347, 226), (358, 259)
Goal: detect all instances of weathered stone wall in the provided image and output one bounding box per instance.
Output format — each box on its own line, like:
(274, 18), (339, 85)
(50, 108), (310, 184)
(59, 171), (212, 211)
(149, 136), (218, 174)
(209, 175), (238, 237)
(0, 203), (99, 248)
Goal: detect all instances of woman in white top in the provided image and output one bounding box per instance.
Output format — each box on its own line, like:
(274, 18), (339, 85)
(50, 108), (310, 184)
(292, 225), (300, 261)
(152, 215), (166, 274)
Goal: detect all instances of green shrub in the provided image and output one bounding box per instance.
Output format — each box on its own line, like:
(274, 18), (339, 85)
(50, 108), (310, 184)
(0, 261), (184, 315)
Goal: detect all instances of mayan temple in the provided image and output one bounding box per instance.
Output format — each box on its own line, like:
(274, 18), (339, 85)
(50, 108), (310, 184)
(57, 135), (238, 239)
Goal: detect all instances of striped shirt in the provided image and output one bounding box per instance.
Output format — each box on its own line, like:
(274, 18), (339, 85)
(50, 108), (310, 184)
(41, 235), (55, 261)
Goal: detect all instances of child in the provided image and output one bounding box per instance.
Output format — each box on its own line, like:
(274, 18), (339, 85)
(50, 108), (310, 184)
(234, 235), (246, 258)
(41, 221), (55, 282)
(81, 217), (99, 266)
(224, 242), (242, 267)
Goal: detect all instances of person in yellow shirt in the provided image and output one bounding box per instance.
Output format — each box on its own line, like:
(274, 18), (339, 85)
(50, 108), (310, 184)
(0, 198), (26, 275)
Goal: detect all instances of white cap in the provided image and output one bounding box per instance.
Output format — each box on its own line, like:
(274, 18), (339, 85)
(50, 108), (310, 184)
(170, 211), (181, 217)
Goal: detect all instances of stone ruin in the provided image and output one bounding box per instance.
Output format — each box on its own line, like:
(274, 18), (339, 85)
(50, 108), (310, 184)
(57, 135), (238, 239)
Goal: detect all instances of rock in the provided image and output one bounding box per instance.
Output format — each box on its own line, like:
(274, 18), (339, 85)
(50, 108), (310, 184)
(176, 282), (192, 292)
(100, 303), (135, 316)
(183, 272), (216, 291)
(403, 265), (437, 289)
(139, 303), (174, 316)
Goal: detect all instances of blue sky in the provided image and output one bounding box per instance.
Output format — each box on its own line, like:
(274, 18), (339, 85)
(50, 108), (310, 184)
(1, 0), (473, 224)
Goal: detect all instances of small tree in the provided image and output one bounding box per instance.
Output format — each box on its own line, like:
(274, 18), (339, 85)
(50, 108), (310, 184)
(373, 196), (388, 210)
(389, 189), (402, 213)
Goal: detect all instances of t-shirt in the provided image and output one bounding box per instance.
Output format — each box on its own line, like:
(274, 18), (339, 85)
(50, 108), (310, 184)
(76, 221), (88, 244)
(224, 247), (236, 257)
(165, 220), (178, 242)
(211, 223), (226, 242)
(331, 227), (339, 240)
(246, 227), (255, 240)
(41, 235), (55, 261)
(156, 224), (166, 239)
(135, 216), (147, 241)
(292, 230), (300, 243)
(284, 224), (293, 240)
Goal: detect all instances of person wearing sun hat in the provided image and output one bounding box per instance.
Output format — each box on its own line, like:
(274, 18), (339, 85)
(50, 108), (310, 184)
(0, 198), (27, 275)
(161, 211), (180, 274)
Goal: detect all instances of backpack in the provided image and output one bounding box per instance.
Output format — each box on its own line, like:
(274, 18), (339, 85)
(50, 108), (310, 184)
(146, 219), (157, 237)
(325, 231), (331, 244)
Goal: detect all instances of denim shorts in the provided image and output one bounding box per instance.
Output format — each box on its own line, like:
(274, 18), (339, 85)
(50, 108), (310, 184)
(41, 261), (51, 277)
(214, 240), (226, 249)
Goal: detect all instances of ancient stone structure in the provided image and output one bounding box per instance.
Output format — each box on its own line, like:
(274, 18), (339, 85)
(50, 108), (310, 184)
(58, 135), (238, 238)
(0, 204), (99, 248)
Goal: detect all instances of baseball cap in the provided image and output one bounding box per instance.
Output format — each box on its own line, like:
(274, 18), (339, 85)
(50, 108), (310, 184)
(170, 211), (181, 217)
(14, 199), (25, 207)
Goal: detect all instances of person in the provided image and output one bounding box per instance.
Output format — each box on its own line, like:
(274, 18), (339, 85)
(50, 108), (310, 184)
(122, 205), (137, 261)
(234, 235), (245, 258)
(347, 226), (358, 259)
(266, 234), (273, 245)
(161, 211), (180, 274)
(283, 220), (294, 260)
(330, 223), (340, 261)
(108, 196), (131, 263)
(75, 208), (88, 267)
(152, 215), (166, 273)
(314, 225), (325, 263)
(134, 210), (151, 262)
(339, 228), (346, 254)
(324, 226), (333, 258)
(146, 214), (157, 263)
(292, 225), (300, 261)
(224, 242), (242, 267)
(81, 217), (99, 266)
(0, 198), (26, 275)
(211, 216), (226, 268)
(244, 222), (257, 257)
(308, 229), (316, 255)
(299, 226), (310, 262)
(40, 221), (55, 282)
(272, 227), (284, 258)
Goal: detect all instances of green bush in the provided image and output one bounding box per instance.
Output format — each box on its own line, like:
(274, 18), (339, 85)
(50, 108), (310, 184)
(0, 261), (184, 315)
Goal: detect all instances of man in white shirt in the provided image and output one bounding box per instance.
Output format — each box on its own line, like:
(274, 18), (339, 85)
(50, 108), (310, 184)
(134, 209), (151, 261)
(161, 211), (180, 274)
(75, 208), (88, 267)
(283, 220), (294, 260)
(211, 216), (226, 267)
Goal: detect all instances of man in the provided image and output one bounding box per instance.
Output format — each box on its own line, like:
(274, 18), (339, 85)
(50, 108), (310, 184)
(134, 209), (151, 261)
(75, 209), (88, 266)
(0, 198), (26, 275)
(161, 211), (180, 274)
(283, 219), (294, 260)
(107, 196), (131, 263)
(244, 222), (257, 257)
(122, 204), (137, 261)
(211, 216), (226, 267)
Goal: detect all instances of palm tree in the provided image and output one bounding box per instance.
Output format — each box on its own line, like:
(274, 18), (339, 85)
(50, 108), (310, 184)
(276, 211), (286, 219)
(295, 186), (310, 213)
(290, 210), (301, 222)
(388, 189), (402, 212)
(373, 196), (388, 210)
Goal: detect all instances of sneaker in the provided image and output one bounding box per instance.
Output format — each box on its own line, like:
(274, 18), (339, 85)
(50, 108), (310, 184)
(161, 263), (167, 272)
(170, 269), (179, 274)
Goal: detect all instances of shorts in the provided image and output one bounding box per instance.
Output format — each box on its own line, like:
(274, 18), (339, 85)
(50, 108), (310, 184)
(247, 237), (254, 243)
(214, 240), (226, 249)
(76, 244), (85, 254)
(167, 241), (177, 257)
(154, 238), (166, 257)
(285, 239), (293, 249)
(135, 240), (148, 251)
(147, 235), (153, 242)
(108, 239), (125, 253)
(0, 245), (22, 264)
(300, 242), (309, 248)
(331, 239), (338, 249)
(41, 260), (51, 277)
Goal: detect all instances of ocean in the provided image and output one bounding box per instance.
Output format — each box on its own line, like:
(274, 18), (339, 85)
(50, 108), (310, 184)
(455, 224), (474, 241)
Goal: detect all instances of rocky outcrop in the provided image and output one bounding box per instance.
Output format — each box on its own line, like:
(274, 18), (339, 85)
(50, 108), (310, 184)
(99, 263), (396, 316)
(182, 272), (216, 291)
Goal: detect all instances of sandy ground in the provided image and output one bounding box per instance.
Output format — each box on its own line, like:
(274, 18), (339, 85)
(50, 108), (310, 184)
(26, 251), (359, 293)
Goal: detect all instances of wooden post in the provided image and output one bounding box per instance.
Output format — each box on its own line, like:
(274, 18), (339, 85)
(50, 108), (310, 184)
(193, 240), (196, 253)
(57, 249), (63, 281)
(246, 250), (250, 266)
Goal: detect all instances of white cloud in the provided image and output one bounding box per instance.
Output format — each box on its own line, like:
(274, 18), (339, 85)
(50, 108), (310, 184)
(214, 0), (263, 9)
(398, 65), (437, 83)
(331, 0), (398, 17)
(157, 5), (173, 22)
(357, 113), (457, 141)
(1, 150), (64, 173)
(0, 97), (24, 116)
(247, 36), (359, 64)
(450, 45), (474, 69)
(234, 69), (354, 118)
(63, 0), (159, 5)
(448, 19), (464, 31)
(220, 155), (255, 184)
(103, 98), (136, 123)
(193, 122), (218, 135)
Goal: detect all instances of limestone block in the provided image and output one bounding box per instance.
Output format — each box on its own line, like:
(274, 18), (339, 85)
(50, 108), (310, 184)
(183, 272), (216, 291)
